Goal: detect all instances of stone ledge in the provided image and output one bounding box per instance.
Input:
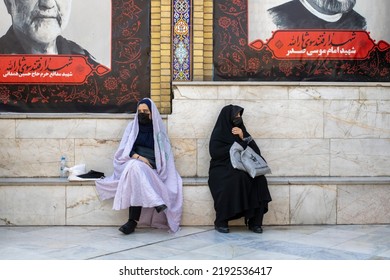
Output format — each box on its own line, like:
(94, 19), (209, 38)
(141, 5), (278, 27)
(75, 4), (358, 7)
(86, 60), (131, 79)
(159, 176), (390, 185)
(0, 113), (168, 119)
(1, 177), (390, 226)
(1, 176), (389, 186)
(172, 81), (390, 87)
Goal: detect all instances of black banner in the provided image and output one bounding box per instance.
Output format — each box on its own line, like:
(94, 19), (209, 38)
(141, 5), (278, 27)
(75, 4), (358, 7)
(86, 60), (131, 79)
(0, 0), (150, 113)
(214, 0), (390, 81)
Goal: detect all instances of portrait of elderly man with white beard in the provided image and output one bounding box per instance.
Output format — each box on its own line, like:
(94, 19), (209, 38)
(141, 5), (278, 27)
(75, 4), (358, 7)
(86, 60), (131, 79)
(0, 0), (97, 63)
(267, 0), (366, 30)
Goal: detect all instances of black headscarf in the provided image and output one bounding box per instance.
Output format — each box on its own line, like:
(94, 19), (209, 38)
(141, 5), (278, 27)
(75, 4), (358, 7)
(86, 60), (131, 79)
(134, 98), (154, 149)
(209, 105), (254, 160)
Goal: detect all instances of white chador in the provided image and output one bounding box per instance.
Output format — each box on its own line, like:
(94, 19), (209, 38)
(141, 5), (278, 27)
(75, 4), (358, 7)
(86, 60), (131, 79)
(95, 98), (183, 233)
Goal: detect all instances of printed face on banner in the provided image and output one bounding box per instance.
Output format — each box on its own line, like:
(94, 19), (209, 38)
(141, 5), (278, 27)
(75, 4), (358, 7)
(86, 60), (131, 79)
(247, 0), (390, 42)
(4, 0), (72, 52)
(0, 0), (151, 113)
(0, 0), (110, 83)
(214, 0), (390, 81)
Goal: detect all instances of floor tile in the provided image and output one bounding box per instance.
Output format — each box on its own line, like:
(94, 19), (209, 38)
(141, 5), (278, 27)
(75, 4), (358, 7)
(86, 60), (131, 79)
(1, 225), (390, 260)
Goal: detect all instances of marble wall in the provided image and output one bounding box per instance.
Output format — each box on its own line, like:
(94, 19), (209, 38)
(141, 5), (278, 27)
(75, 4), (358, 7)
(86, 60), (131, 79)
(1, 82), (389, 226)
(168, 83), (390, 178)
(0, 117), (131, 177)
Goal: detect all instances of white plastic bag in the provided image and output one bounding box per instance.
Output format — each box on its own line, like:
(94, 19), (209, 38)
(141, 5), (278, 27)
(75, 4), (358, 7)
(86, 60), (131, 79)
(65, 164), (87, 181)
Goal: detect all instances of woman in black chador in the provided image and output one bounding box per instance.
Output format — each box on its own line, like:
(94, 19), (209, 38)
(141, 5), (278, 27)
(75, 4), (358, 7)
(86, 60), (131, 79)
(208, 105), (272, 233)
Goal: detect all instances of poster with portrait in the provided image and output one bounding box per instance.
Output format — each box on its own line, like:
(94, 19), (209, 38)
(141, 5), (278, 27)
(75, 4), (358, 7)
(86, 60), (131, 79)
(0, 0), (150, 113)
(214, 0), (390, 81)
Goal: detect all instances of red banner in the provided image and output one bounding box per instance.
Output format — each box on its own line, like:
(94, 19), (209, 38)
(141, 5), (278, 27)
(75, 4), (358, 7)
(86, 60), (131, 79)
(250, 30), (377, 60)
(0, 55), (110, 84)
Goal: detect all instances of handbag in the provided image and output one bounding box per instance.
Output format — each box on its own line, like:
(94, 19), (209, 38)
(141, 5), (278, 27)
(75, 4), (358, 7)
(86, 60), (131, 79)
(229, 141), (271, 178)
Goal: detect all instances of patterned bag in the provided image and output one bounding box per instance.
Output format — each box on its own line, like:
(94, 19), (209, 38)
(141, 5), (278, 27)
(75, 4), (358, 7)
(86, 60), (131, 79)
(229, 142), (271, 178)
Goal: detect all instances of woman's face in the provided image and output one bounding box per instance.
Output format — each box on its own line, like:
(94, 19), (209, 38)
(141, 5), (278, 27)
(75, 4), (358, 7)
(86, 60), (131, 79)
(137, 103), (151, 119)
(232, 111), (243, 127)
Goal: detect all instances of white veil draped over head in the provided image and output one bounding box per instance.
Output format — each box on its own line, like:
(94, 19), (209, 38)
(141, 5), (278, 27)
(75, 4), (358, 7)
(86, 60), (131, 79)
(95, 98), (183, 233)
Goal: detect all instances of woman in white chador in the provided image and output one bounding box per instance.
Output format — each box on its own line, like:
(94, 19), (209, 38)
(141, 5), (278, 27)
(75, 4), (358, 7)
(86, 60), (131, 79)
(95, 98), (183, 234)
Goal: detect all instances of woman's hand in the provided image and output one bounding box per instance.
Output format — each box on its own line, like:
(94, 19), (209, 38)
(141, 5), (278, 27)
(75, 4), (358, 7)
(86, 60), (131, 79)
(231, 127), (244, 140)
(139, 156), (153, 168)
(133, 154), (153, 168)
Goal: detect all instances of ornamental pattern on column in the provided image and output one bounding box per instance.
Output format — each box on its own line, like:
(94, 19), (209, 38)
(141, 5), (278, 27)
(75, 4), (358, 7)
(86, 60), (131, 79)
(172, 0), (191, 80)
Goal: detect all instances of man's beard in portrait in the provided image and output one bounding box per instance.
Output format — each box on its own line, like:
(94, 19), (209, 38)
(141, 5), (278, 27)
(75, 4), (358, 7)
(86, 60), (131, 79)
(30, 8), (63, 31)
(311, 0), (357, 14)
(15, 4), (65, 44)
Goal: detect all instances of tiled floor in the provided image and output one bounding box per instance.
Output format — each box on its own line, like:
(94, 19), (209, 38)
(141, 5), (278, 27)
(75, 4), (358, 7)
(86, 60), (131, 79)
(0, 225), (390, 260)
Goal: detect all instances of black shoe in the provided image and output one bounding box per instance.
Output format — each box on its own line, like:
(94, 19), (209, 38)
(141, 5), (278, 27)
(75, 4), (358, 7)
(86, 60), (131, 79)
(248, 225), (263, 234)
(119, 220), (137, 235)
(155, 204), (167, 213)
(214, 225), (230, 233)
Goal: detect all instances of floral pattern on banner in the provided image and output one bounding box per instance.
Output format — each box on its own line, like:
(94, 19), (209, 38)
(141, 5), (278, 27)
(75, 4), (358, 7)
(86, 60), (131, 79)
(213, 0), (390, 81)
(0, 0), (150, 113)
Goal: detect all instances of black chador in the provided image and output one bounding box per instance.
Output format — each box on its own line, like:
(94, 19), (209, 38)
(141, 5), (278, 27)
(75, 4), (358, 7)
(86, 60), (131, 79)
(208, 105), (272, 233)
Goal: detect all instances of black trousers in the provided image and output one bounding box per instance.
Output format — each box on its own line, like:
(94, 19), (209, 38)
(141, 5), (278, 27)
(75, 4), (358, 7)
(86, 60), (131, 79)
(129, 206), (142, 221)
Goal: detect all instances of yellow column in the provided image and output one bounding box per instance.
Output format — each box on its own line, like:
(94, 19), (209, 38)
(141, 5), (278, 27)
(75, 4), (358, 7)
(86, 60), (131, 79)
(193, 0), (213, 81)
(160, 0), (172, 113)
(151, 0), (172, 113)
(151, 0), (162, 110)
(203, 0), (213, 81)
(151, 0), (214, 111)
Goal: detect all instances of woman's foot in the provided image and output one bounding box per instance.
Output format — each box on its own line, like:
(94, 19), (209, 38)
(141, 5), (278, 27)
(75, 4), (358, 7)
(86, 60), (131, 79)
(214, 220), (229, 233)
(155, 204), (167, 213)
(248, 225), (263, 234)
(247, 216), (263, 234)
(214, 225), (230, 233)
(119, 219), (137, 234)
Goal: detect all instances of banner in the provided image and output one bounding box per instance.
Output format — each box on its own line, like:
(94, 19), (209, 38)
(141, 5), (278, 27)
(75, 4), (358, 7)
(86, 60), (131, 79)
(214, 0), (390, 81)
(0, 0), (150, 113)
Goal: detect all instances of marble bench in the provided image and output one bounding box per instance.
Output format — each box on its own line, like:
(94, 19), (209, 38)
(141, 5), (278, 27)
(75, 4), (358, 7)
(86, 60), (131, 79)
(1, 176), (390, 226)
